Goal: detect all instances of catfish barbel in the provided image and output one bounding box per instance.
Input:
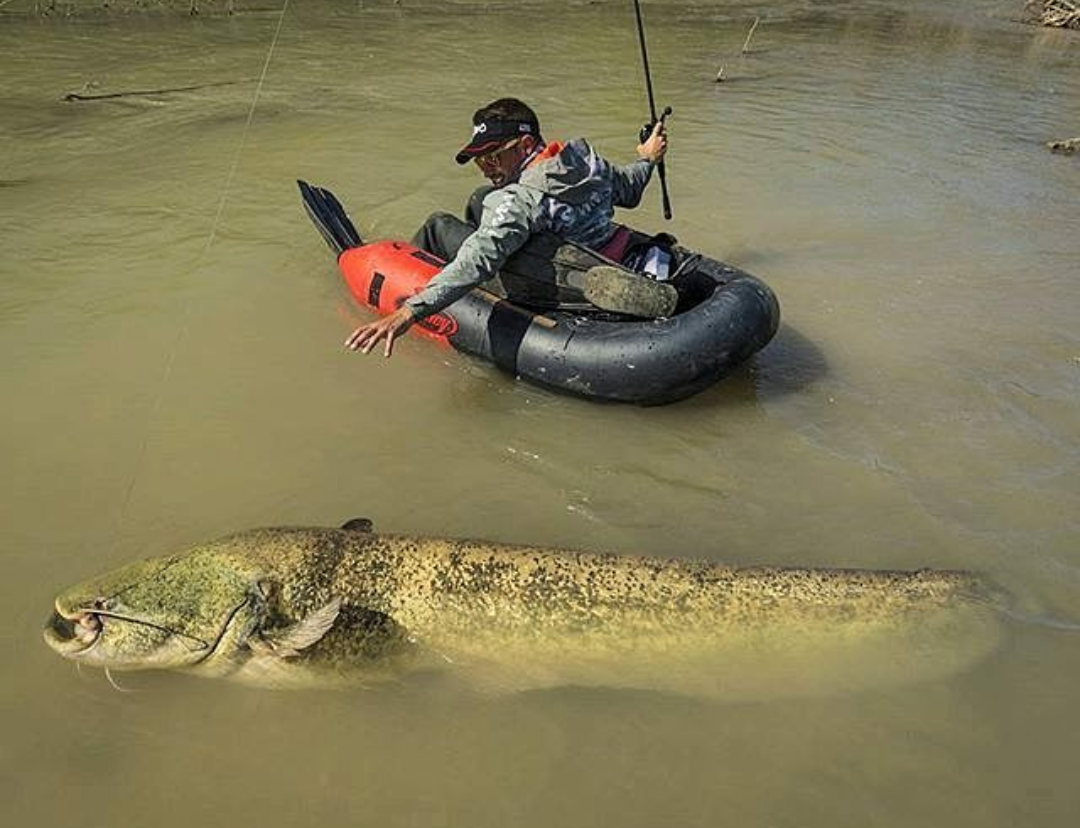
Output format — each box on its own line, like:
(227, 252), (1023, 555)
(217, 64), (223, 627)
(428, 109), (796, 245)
(44, 521), (1004, 698)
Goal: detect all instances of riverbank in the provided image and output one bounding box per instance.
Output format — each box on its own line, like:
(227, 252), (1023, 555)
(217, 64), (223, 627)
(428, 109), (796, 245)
(4, 0), (260, 15)
(9, 0), (1080, 29)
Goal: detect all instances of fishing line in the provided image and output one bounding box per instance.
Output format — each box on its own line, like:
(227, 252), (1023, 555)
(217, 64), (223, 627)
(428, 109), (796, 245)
(115, 0), (292, 540)
(1000, 606), (1080, 633)
(203, 0), (292, 255)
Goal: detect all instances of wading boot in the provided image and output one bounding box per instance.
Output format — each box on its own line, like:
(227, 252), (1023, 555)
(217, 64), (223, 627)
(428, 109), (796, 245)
(582, 266), (678, 318)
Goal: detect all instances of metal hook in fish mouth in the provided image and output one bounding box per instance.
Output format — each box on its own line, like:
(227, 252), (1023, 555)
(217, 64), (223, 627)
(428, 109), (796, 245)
(44, 604), (102, 656)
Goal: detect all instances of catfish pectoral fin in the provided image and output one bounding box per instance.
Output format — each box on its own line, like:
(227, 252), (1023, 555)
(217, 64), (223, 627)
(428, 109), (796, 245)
(263, 597), (343, 657)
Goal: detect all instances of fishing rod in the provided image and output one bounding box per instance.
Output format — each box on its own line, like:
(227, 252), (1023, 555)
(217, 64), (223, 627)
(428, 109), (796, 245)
(632, 0), (673, 220)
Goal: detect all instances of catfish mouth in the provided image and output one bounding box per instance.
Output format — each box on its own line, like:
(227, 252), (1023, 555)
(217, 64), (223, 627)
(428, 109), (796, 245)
(44, 604), (103, 657)
(45, 596), (232, 667)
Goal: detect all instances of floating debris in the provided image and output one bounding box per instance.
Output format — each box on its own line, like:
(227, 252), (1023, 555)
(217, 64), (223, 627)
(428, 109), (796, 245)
(716, 16), (761, 83)
(742, 16), (761, 53)
(1048, 137), (1079, 154)
(62, 78), (256, 102)
(1026, 0), (1080, 29)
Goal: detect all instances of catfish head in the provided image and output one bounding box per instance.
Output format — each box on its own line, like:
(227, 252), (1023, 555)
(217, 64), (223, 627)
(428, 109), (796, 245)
(43, 543), (338, 678)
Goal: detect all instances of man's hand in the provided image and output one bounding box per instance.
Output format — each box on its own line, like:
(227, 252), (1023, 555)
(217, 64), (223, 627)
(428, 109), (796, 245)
(637, 120), (669, 165)
(344, 305), (416, 358)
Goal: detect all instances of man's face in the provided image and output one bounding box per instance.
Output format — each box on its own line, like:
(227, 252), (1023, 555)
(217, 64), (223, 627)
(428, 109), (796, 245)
(473, 136), (535, 187)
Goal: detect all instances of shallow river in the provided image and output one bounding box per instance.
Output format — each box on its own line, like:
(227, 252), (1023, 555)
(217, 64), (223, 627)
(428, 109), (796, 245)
(2, 1), (1079, 826)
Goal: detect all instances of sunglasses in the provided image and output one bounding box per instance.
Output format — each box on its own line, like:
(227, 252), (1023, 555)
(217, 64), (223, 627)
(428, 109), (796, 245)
(473, 137), (524, 169)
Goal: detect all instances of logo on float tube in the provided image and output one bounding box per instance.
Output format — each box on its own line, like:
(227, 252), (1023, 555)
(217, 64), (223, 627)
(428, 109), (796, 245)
(416, 312), (458, 337)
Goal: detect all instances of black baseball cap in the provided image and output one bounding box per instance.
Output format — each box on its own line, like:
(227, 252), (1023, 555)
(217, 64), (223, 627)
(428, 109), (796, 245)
(455, 115), (539, 164)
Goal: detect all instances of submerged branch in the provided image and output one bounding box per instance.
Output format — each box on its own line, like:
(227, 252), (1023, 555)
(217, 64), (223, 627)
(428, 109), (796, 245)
(1026, 0), (1080, 29)
(717, 16), (762, 83)
(741, 16), (760, 53)
(62, 78), (256, 102)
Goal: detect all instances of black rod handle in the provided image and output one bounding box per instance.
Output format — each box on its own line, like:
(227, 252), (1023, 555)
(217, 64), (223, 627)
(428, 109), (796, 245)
(656, 106), (673, 220)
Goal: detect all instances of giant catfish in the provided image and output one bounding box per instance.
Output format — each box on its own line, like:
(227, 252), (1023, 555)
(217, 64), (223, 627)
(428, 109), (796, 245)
(44, 521), (1005, 698)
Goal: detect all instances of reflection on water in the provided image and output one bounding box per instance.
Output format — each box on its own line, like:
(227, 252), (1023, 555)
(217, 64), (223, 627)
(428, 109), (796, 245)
(2, 1), (1079, 827)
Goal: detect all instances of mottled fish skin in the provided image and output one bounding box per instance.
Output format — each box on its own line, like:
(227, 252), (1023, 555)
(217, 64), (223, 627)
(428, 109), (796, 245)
(44, 526), (1004, 694)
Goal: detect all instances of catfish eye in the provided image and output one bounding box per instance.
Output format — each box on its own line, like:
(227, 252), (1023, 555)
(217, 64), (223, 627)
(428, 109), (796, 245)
(92, 598), (108, 611)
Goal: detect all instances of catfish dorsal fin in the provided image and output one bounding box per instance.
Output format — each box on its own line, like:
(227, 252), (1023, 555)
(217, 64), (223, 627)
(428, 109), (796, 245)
(264, 597), (342, 658)
(341, 518), (374, 533)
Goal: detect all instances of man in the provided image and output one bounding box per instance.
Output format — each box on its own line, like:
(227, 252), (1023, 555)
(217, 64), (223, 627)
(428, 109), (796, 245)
(345, 97), (673, 357)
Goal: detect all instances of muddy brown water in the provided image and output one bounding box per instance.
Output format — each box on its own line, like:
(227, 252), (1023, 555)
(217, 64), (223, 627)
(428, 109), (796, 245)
(2, 1), (1079, 826)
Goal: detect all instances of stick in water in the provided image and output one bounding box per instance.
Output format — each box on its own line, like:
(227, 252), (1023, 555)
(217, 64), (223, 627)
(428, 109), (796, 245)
(717, 16), (762, 82)
(63, 78), (257, 102)
(742, 16), (760, 54)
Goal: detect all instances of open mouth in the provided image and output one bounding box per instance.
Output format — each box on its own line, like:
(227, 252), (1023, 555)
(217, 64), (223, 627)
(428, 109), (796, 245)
(44, 604), (102, 656)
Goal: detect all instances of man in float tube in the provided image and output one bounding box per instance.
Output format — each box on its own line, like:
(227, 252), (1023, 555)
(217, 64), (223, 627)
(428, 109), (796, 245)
(345, 97), (673, 357)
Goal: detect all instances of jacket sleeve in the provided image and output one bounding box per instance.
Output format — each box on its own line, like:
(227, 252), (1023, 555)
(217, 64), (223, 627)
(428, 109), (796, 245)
(610, 157), (655, 209)
(404, 186), (538, 319)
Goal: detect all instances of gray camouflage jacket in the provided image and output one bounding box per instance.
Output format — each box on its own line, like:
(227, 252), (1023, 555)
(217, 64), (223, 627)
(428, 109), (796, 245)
(404, 138), (655, 318)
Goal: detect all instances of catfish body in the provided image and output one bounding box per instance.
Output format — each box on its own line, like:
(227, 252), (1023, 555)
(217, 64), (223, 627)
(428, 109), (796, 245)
(45, 523), (1003, 697)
